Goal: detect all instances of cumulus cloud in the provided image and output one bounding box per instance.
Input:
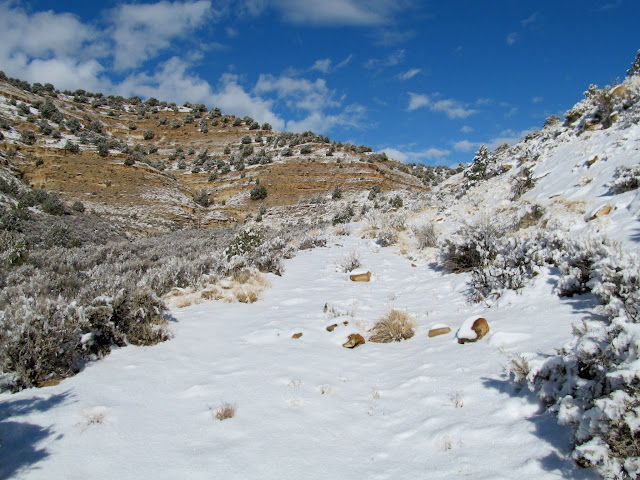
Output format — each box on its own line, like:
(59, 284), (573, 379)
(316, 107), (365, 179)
(110, 0), (212, 71)
(0, 3), (109, 90)
(407, 92), (477, 119)
(454, 140), (481, 152)
(381, 147), (450, 164)
(253, 73), (364, 134)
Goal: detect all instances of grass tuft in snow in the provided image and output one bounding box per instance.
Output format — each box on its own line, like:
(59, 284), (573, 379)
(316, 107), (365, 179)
(210, 401), (236, 421)
(369, 309), (415, 343)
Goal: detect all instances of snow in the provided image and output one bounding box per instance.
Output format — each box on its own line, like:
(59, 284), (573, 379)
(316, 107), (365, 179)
(0, 234), (598, 479)
(7, 79), (640, 479)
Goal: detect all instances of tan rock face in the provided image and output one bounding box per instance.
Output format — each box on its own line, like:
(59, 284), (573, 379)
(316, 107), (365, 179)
(342, 333), (365, 348)
(428, 326), (451, 338)
(458, 318), (490, 344)
(292, 332), (303, 339)
(350, 271), (371, 282)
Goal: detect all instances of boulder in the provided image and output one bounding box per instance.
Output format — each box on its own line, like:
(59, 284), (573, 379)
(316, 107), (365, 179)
(587, 204), (612, 221)
(611, 85), (628, 97)
(587, 155), (598, 167)
(342, 333), (365, 348)
(428, 325), (452, 338)
(292, 332), (303, 339)
(457, 317), (489, 344)
(349, 269), (371, 282)
(326, 324), (338, 332)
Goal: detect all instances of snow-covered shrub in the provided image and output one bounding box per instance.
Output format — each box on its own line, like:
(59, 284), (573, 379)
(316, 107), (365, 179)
(609, 164), (640, 194)
(555, 238), (613, 298)
(225, 228), (264, 260)
(469, 236), (537, 302)
(376, 229), (397, 247)
(332, 205), (354, 225)
(0, 297), (86, 390)
(298, 233), (327, 250)
(336, 249), (361, 273)
(440, 220), (503, 273)
(369, 309), (415, 343)
(517, 240), (640, 478)
(412, 223), (438, 249)
(511, 166), (536, 200)
(0, 231), (30, 267)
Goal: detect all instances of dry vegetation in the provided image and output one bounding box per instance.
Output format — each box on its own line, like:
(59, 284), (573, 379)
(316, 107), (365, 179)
(369, 309), (415, 343)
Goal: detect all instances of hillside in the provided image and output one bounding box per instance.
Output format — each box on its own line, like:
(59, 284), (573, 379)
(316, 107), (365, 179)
(0, 75), (445, 234)
(1, 58), (640, 480)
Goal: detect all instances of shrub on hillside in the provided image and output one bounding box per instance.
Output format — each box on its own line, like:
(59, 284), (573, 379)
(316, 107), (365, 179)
(440, 220), (502, 273)
(250, 185), (267, 200)
(609, 164), (640, 194)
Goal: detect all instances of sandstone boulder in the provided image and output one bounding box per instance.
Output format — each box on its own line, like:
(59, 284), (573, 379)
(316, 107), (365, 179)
(457, 317), (489, 344)
(292, 332), (303, 339)
(326, 324), (338, 332)
(349, 269), (371, 282)
(587, 204), (612, 221)
(611, 85), (628, 97)
(342, 333), (365, 348)
(428, 324), (452, 338)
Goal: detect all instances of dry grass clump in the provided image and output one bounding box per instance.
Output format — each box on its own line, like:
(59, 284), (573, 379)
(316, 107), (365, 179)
(369, 309), (415, 343)
(211, 401), (236, 421)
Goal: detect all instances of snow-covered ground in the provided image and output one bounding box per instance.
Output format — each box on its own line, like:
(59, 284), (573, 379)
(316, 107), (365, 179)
(0, 232), (599, 479)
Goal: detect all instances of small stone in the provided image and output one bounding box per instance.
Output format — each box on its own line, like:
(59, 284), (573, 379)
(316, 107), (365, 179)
(326, 324), (338, 332)
(343, 320), (349, 325)
(292, 332), (303, 339)
(587, 155), (598, 167)
(428, 326), (451, 338)
(342, 333), (365, 348)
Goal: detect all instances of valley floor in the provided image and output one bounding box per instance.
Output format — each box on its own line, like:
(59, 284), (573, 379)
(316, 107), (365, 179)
(0, 234), (598, 479)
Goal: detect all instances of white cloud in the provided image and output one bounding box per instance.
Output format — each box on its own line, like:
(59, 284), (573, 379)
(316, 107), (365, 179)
(254, 74), (341, 111)
(475, 97), (492, 106)
(286, 104), (365, 134)
(460, 125), (473, 133)
(504, 107), (518, 118)
(365, 49), (405, 70)
(521, 12), (540, 26)
(117, 60), (284, 129)
(111, 1), (212, 71)
(408, 92), (477, 119)
(532, 96), (544, 103)
(486, 128), (536, 150)
(311, 59), (332, 74)
(454, 140), (480, 152)
(335, 54), (353, 69)
(268, 0), (404, 26)
(0, 3), (108, 90)
(382, 147), (450, 164)
(397, 68), (421, 80)
(506, 32), (518, 46)
(407, 93), (430, 111)
(372, 29), (416, 46)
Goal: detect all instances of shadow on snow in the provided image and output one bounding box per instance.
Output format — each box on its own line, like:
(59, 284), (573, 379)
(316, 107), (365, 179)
(0, 391), (73, 479)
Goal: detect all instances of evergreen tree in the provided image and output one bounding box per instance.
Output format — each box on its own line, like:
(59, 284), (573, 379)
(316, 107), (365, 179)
(464, 145), (492, 183)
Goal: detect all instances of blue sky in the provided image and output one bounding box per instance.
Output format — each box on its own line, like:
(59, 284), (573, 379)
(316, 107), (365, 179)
(1, 0), (638, 166)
